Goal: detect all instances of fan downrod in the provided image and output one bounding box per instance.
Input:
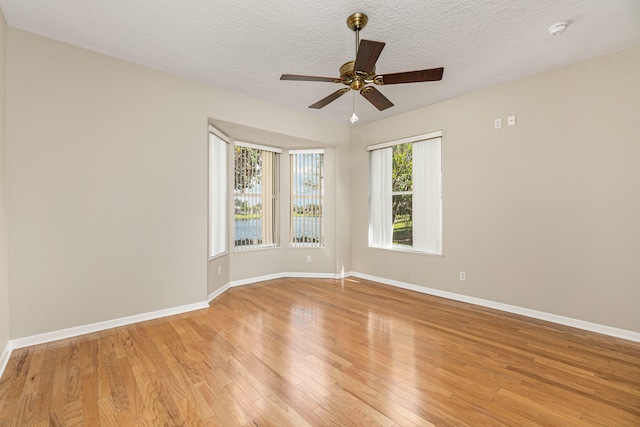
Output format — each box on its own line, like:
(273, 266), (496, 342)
(346, 13), (368, 31)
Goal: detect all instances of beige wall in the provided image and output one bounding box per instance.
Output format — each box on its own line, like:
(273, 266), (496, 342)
(350, 46), (640, 333)
(4, 24), (638, 340)
(0, 9), (9, 352)
(334, 143), (352, 277)
(6, 29), (349, 338)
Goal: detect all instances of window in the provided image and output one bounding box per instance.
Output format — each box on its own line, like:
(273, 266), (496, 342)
(209, 126), (228, 258)
(290, 150), (324, 247)
(368, 132), (442, 254)
(234, 142), (281, 251)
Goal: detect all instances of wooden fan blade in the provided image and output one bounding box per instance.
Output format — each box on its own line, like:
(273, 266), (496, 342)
(309, 89), (349, 109)
(354, 40), (385, 75)
(280, 74), (340, 83)
(377, 67), (444, 85)
(360, 86), (394, 111)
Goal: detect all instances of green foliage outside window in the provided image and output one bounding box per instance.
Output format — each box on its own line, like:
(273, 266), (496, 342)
(392, 143), (413, 246)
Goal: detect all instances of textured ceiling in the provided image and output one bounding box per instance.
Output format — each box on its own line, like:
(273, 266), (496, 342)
(1, 0), (639, 125)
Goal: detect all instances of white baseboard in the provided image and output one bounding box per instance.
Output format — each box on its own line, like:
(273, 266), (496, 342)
(10, 301), (210, 350)
(230, 272), (284, 287)
(0, 341), (12, 380)
(208, 283), (230, 302)
(230, 272), (340, 287)
(350, 272), (640, 343)
(284, 272), (338, 279)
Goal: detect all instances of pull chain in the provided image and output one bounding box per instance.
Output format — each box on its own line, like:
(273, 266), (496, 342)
(350, 91), (358, 124)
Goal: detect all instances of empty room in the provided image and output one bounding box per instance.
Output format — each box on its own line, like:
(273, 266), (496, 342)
(0, 1), (639, 425)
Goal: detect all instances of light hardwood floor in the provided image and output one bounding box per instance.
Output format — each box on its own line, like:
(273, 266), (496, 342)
(0, 277), (639, 426)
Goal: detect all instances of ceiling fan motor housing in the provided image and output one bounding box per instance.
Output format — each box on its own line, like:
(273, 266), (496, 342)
(339, 60), (375, 91)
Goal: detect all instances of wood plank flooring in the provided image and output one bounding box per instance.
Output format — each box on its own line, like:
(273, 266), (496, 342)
(0, 277), (639, 426)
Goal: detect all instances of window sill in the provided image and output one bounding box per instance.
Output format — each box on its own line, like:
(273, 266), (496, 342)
(234, 245), (281, 254)
(368, 245), (444, 257)
(208, 251), (229, 262)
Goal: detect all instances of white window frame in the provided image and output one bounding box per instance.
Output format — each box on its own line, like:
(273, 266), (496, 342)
(368, 131), (443, 255)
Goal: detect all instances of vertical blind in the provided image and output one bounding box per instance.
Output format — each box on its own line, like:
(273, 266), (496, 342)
(369, 148), (392, 248)
(209, 126), (228, 258)
(290, 150), (324, 247)
(411, 138), (442, 253)
(234, 142), (281, 251)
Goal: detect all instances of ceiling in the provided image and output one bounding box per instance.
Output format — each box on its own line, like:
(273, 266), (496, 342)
(1, 1), (639, 126)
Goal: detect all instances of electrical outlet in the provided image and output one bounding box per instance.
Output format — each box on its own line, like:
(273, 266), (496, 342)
(460, 272), (466, 281)
(494, 118), (502, 129)
(307, 255), (311, 263)
(217, 266), (222, 275)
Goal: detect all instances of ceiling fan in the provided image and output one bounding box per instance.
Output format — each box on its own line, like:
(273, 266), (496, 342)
(280, 12), (444, 112)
